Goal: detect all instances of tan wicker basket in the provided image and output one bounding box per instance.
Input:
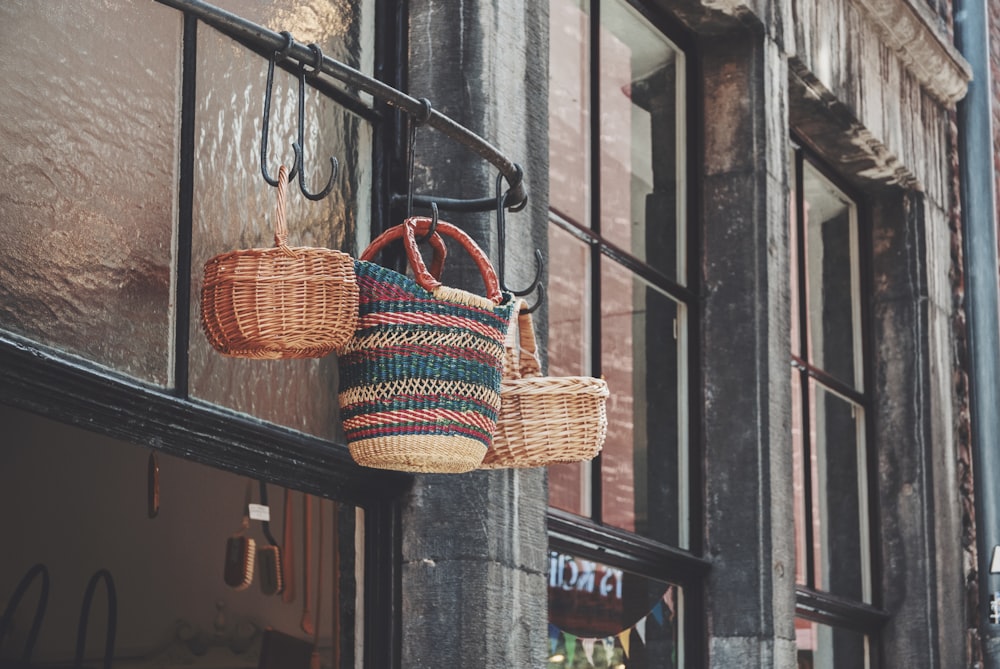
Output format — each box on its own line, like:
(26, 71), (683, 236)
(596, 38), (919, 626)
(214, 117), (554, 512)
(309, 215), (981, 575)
(200, 165), (359, 359)
(480, 303), (609, 469)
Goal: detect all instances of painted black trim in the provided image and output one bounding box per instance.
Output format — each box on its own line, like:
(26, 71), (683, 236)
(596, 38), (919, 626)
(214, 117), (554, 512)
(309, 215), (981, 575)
(795, 586), (889, 633)
(0, 333), (411, 508)
(548, 508), (710, 582)
(173, 14), (197, 398)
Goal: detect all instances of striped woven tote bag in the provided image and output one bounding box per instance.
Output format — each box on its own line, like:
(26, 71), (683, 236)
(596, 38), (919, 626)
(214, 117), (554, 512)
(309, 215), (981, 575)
(336, 217), (515, 473)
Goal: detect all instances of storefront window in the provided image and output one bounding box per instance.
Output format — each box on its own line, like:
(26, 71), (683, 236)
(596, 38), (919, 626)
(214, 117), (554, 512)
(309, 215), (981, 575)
(0, 403), (364, 667)
(549, 552), (682, 669)
(547, 0), (697, 665)
(548, 0), (690, 547)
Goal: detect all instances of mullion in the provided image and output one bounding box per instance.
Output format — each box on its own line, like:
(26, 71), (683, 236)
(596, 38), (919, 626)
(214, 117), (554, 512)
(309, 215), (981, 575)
(589, 0), (603, 525)
(794, 148), (817, 591)
(173, 14), (198, 399)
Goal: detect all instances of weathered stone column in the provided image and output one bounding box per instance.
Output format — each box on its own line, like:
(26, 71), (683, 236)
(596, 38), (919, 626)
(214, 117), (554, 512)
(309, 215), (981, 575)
(401, 1), (550, 667)
(700, 29), (797, 669)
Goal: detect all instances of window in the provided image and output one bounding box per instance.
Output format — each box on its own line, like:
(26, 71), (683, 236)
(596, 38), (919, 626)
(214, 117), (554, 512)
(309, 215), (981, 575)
(547, 0), (702, 666)
(0, 3), (400, 666)
(790, 147), (882, 666)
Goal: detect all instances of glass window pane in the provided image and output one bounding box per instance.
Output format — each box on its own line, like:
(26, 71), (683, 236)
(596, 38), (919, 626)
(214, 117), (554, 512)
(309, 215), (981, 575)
(0, 1), (181, 385)
(2, 403), (364, 667)
(549, 0), (591, 229)
(549, 551), (682, 668)
(188, 19), (372, 440)
(792, 369), (808, 586)
(599, 0), (685, 283)
(790, 163), (802, 359)
(809, 381), (871, 602)
(803, 162), (862, 391)
(796, 618), (870, 669)
(600, 258), (687, 547)
(548, 223), (593, 517)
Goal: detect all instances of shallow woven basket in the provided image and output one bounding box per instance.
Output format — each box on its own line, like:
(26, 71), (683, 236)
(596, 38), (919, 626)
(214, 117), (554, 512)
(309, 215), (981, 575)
(200, 165), (359, 359)
(480, 304), (609, 469)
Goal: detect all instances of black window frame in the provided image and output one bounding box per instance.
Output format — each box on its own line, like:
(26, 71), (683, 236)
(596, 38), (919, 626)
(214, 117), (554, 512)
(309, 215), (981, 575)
(545, 1), (707, 666)
(789, 141), (889, 662)
(0, 3), (411, 667)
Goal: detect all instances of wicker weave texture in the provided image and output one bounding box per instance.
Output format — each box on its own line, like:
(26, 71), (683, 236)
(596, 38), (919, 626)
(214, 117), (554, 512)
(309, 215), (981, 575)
(480, 305), (609, 469)
(199, 165), (359, 359)
(337, 253), (514, 473)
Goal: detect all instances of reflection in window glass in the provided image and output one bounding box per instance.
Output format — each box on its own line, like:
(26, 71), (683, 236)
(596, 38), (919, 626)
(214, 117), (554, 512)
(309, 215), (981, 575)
(600, 259), (686, 547)
(549, 552), (682, 668)
(549, 0), (591, 229)
(791, 153), (871, 606)
(803, 163), (862, 391)
(795, 618), (869, 669)
(0, 1), (181, 385)
(188, 10), (372, 440)
(548, 222), (594, 518)
(807, 381), (870, 602)
(599, 0), (685, 283)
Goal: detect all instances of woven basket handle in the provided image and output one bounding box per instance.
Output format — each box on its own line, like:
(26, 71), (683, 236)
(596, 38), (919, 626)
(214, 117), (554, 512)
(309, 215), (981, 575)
(515, 307), (541, 377)
(272, 165), (297, 257)
(360, 221), (447, 290)
(361, 217), (503, 304)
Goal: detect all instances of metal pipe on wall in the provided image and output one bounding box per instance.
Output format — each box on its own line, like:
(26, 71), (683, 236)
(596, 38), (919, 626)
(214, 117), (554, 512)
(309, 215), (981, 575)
(954, 0), (1000, 664)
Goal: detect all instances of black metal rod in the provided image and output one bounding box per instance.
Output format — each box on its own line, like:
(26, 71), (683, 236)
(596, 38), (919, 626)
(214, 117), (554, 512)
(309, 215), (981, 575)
(153, 0), (527, 210)
(955, 0), (1000, 663)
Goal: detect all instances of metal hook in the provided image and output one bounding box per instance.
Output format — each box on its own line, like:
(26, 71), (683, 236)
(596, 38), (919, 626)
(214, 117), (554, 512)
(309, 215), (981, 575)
(520, 284), (544, 314)
(294, 43), (338, 201)
(416, 201), (439, 243)
(496, 172), (543, 299)
(260, 31), (298, 187)
(405, 99), (434, 219)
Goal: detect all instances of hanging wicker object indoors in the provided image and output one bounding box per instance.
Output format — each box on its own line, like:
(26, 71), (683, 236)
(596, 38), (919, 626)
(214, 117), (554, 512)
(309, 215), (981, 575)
(200, 165), (359, 359)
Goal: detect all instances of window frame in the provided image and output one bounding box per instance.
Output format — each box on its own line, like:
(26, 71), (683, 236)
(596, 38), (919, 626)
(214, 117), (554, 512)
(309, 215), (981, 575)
(545, 0), (705, 665)
(0, 4), (407, 667)
(790, 141), (889, 659)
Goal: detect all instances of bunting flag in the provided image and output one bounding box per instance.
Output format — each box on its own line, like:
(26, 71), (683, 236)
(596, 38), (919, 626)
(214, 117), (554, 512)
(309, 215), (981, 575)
(549, 586), (679, 664)
(650, 600), (665, 626)
(581, 638), (596, 664)
(618, 630), (631, 658)
(635, 617), (647, 644)
(564, 633), (577, 666)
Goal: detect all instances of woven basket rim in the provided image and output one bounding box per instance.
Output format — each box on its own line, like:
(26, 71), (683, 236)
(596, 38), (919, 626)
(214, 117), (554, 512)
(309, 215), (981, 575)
(499, 376), (609, 395)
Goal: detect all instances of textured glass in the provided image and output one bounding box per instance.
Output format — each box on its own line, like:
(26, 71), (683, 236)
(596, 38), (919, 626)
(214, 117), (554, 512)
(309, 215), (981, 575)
(549, 0), (591, 228)
(547, 223), (593, 518)
(189, 13), (372, 440)
(600, 258), (686, 546)
(808, 380), (870, 603)
(600, 0), (685, 282)
(796, 618), (870, 669)
(548, 551), (682, 668)
(804, 162), (862, 391)
(0, 1), (181, 385)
